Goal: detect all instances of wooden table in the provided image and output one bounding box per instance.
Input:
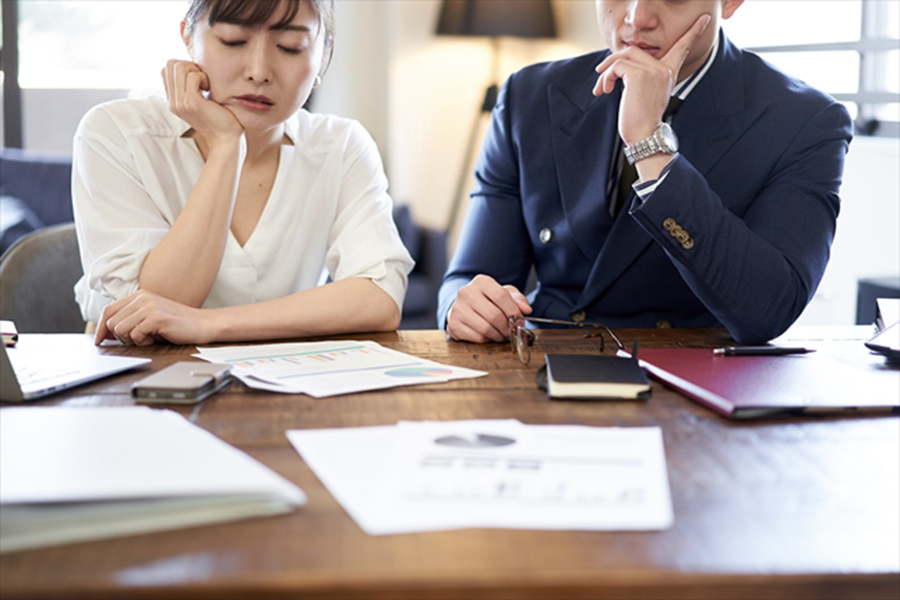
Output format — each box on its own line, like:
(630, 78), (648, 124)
(1, 328), (898, 600)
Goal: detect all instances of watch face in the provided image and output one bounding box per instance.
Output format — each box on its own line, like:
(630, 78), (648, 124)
(659, 123), (679, 152)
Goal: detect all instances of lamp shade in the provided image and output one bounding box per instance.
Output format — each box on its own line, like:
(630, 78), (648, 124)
(436, 0), (557, 39)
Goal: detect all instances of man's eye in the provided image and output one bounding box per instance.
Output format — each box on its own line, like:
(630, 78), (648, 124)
(279, 45), (303, 55)
(220, 39), (245, 47)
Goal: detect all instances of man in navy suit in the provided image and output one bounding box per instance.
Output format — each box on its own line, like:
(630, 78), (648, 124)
(438, 0), (853, 344)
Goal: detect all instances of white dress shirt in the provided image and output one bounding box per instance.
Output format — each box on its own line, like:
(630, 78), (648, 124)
(72, 96), (414, 324)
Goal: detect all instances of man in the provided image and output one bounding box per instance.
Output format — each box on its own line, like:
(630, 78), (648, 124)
(438, 0), (852, 344)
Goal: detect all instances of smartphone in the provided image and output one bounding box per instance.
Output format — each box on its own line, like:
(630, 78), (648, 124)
(131, 362), (231, 403)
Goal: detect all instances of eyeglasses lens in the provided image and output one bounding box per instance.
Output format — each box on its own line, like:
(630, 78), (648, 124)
(508, 317), (523, 355)
(517, 326), (534, 364)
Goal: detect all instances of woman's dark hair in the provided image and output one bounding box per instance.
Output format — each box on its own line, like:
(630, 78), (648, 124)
(184, 0), (335, 77)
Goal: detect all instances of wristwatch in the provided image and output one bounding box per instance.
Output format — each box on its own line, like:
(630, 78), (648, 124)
(623, 122), (679, 165)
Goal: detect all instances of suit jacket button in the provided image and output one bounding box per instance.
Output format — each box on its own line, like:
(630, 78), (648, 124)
(682, 237), (695, 250)
(656, 320), (672, 329)
(570, 310), (587, 323)
(539, 227), (553, 243)
(663, 218), (677, 231)
(675, 230), (689, 243)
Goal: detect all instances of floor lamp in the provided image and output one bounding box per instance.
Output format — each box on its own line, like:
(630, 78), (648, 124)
(436, 0), (557, 234)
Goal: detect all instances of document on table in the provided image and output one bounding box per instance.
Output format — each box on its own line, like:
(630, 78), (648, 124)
(287, 420), (673, 534)
(1, 407), (305, 553)
(195, 341), (486, 397)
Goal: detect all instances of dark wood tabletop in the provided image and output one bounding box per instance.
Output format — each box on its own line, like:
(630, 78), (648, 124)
(1, 327), (898, 600)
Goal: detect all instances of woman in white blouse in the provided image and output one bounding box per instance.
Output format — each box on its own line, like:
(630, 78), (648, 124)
(73, 0), (413, 346)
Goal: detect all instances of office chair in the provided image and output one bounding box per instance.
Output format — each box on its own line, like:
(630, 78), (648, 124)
(0, 223), (85, 333)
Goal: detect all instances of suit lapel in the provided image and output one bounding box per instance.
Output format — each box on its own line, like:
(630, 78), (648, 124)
(548, 73), (620, 262)
(573, 34), (768, 310)
(674, 36), (770, 182)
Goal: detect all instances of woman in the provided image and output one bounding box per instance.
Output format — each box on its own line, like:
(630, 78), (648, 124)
(73, 0), (413, 346)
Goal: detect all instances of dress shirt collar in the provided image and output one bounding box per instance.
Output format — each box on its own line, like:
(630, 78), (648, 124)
(672, 28), (720, 102)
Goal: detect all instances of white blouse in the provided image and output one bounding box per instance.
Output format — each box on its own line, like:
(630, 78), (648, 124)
(72, 96), (414, 324)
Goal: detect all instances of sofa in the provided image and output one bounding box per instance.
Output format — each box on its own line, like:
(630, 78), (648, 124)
(0, 148), (446, 330)
(0, 148), (74, 252)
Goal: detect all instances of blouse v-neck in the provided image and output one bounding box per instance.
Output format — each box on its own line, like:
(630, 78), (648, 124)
(182, 131), (296, 256)
(230, 143), (294, 253)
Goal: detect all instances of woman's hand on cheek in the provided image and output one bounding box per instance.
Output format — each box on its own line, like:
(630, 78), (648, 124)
(162, 59), (243, 149)
(94, 290), (216, 347)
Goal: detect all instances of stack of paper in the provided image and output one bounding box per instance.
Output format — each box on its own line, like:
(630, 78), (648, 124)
(0, 407), (305, 553)
(287, 420), (673, 534)
(196, 340), (486, 397)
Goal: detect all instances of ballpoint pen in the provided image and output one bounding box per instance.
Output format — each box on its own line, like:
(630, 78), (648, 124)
(713, 346), (816, 356)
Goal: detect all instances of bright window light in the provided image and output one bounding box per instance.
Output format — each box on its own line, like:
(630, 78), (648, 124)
(722, 0), (899, 134)
(758, 50), (860, 96)
(723, 0), (863, 47)
(18, 0), (188, 90)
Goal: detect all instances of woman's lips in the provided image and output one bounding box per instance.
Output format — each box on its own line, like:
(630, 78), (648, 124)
(236, 95), (274, 112)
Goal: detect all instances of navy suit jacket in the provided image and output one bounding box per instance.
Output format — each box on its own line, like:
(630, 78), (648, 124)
(438, 32), (853, 343)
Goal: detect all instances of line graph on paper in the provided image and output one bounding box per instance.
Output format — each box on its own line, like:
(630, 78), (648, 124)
(218, 343), (416, 380)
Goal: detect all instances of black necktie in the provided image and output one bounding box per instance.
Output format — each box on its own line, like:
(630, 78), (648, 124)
(663, 97), (684, 121)
(612, 96), (684, 218)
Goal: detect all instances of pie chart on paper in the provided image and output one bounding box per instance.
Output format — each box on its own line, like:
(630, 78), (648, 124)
(384, 366), (454, 378)
(434, 434), (517, 448)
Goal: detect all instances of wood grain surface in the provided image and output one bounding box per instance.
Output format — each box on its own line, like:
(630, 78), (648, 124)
(1, 328), (898, 600)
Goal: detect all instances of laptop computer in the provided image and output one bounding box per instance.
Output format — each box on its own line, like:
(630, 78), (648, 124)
(1, 341), (150, 402)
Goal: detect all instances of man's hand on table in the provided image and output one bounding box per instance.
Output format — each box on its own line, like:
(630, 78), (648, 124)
(446, 275), (532, 343)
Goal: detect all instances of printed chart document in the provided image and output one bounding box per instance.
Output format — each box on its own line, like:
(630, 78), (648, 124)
(1, 407), (305, 553)
(287, 420), (673, 535)
(196, 341), (486, 397)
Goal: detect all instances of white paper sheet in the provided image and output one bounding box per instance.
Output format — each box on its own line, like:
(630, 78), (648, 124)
(1, 407), (305, 553)
(1, 407), (304, 504)
(196, 341), (486, 397)
(287, 420), (673, 535)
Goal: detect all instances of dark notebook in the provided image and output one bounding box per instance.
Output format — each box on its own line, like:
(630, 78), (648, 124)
(543, 354), (651, 400)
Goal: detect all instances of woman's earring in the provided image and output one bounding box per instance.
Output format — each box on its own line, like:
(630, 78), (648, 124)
(313, 75), (322, 89)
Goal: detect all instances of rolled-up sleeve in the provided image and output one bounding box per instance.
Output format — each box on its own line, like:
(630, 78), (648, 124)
(72, 106), (171, 324)
(325, 122), (414, 312)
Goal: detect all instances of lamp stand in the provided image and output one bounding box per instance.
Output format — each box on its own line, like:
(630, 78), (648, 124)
(446, 38), (501, 234)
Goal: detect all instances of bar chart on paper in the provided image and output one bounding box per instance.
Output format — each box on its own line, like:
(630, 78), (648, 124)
(222, 344), (412, 379)
(287, 421), (674, 534)
(195, 341), (487, 397)
(378, 422), (675, 532)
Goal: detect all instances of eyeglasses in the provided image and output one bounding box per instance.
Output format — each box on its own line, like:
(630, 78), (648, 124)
(508, 315), (625, 365)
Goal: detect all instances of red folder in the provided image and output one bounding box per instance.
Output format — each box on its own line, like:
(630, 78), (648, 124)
(634, 348), (900, 419)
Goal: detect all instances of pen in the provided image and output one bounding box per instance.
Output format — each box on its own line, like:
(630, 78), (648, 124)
(713, 346), (816, 356)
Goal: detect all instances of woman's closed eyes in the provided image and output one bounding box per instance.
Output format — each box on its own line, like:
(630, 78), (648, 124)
(217, 37), (306, 55)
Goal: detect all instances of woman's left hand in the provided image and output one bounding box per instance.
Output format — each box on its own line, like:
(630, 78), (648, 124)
(94, 291), (216, 346)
